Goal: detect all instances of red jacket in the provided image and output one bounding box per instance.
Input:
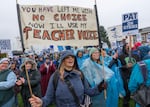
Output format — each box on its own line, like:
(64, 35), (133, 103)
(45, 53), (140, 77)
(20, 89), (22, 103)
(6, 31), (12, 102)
(40, 61), (56, 96)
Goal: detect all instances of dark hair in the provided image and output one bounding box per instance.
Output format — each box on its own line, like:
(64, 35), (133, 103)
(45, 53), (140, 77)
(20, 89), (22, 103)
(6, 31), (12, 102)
(122, 43), (128, 55)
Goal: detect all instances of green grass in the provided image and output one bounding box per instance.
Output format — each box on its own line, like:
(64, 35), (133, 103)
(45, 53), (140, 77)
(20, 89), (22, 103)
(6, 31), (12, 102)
(118, 98), (135, 107)
(18, 94), (23, 107)
(18, 93), (135, 107)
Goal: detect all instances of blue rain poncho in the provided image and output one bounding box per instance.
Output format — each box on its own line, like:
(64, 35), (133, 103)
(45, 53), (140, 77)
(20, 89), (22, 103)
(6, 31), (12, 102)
(137, 45), (150, 60)
(100, 55), (112, 67)
(76, 50), (89, 70)
(80, 58), (119, 107)
(109, 59), (126, 96)
(128, 59), (150, 107)
(108, 59), (126, 107)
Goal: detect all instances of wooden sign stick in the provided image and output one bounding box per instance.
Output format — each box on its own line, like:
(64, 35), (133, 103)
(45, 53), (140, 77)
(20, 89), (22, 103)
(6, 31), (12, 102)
(25, 67), (33, 96)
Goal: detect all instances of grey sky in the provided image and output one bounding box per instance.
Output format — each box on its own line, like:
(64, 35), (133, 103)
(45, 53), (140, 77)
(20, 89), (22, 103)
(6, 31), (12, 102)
(0, 0), (149, 38)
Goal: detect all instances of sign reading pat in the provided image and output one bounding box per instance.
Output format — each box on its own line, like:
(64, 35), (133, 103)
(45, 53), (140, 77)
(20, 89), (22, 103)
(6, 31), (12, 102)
(122, 12), (138, 35)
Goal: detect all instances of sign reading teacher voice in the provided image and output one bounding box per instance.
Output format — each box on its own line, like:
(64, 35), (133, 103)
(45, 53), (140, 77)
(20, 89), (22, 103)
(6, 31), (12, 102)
(122, 12), (138, 35)
(18, 5), (98, 49)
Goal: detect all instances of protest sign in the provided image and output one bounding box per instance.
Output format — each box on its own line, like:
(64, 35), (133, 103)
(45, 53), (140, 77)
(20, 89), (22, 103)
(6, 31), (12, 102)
(122, 12), (138, 36)
(0, 39), (11, 53)
(18, 5), (98, 49)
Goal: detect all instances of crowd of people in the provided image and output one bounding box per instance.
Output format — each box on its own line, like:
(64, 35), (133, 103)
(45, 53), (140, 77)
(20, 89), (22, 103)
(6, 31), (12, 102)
(0, 42), (150, 107)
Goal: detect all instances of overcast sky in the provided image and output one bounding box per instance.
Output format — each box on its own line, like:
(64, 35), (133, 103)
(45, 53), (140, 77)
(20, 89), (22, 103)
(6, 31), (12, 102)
(0, 0), (150, 38)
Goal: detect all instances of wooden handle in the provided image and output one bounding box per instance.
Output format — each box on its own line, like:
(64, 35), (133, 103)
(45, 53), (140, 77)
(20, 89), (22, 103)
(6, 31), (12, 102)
(104, 89), (107, 100)
(101, 49), (107, 100)
(25, 68), (33, 96)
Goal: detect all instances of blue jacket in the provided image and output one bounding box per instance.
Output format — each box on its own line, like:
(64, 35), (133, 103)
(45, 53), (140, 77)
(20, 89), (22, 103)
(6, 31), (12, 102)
(0, 69), (16, 106)
(80, 58), (116, 107)
(128, 59), (150, 107)
(42, 70), (100, 107)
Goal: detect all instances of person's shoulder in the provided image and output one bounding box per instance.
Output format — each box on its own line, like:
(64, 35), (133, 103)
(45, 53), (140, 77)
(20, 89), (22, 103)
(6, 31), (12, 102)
(8, 70), (17, 77)
(5, 69), (13, 74)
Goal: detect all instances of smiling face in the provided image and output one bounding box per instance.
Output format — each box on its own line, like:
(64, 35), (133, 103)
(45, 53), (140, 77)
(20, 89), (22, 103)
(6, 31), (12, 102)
(0, 60), (9, 71)
(63, 56), (75, 69)
(91, 50), (100, 61)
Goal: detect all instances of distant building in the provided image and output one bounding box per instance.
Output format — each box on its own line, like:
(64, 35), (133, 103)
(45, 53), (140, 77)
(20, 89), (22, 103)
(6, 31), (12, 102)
(107, 25), (150, 48)
(139, 27), (150, 43)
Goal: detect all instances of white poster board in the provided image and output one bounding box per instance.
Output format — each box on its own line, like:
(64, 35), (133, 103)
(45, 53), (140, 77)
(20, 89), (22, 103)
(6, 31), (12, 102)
(122, 12), (138, 36)
(18, 5), (99, 49)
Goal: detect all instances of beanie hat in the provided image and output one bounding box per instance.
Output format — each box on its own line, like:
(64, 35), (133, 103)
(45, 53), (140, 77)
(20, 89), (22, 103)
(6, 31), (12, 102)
(60, 50), (75, 62)
(89, 47), (99, 56)
(0, 58), (10, 64)
(134, 42), (141, 48)
(0, 58), (10, 69)
(133, 42), (142, 50)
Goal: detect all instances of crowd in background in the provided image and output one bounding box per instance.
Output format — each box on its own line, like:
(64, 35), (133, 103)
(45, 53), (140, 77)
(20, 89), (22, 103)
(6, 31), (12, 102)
(1, 42), (150, 107)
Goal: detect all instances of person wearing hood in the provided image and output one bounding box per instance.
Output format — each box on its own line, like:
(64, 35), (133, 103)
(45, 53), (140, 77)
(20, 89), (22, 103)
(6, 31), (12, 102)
(143, 51), (150, 60)
(118, 43), (140, 107)
(100, 48), (112, 67)
(137, 45), (150, 60)
(80, 47), (117, 107)
(29, 50), (107, 107)
(108, 49), (126, 106)
(128, 58), (150, 107)
(16, 58), (41, 107)
(0, 58), (17, 107)
(76, 49), (89, 70)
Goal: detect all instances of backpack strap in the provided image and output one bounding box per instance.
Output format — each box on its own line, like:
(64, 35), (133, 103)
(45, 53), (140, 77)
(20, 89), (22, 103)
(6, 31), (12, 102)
(53, 70), (59, 91)
(64, 78), (81, 107)
(53, 70), (84, 91)
(138, 61), (148, 83)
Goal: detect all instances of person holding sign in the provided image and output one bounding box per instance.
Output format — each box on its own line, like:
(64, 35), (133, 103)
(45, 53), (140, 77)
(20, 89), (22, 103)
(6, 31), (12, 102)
(16, 58), (41, 107)
(80, 47), (116, 107)
(29, 50), (106, 107)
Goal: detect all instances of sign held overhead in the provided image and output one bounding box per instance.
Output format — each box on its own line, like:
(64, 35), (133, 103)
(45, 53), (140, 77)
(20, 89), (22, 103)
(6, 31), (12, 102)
(122, 12), (138, 35)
